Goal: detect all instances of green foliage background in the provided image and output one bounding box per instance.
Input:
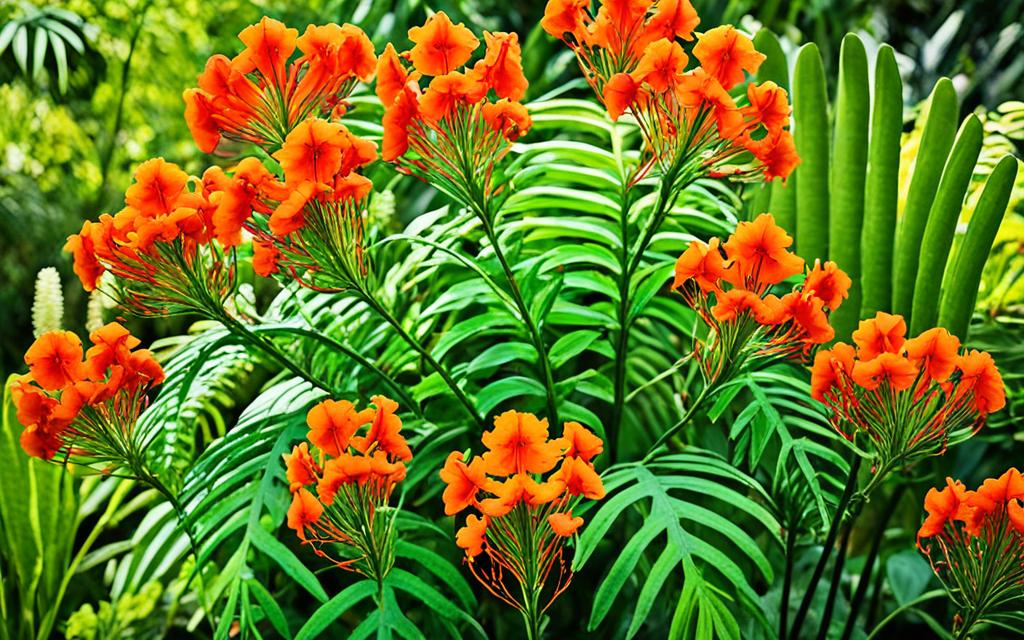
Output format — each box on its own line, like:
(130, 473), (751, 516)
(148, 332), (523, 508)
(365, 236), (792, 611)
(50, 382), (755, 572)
(1, 1), (1023, 639)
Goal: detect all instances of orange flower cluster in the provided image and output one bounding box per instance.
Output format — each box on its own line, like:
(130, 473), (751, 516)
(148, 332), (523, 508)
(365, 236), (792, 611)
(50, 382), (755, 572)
(379, 12), (531, 204)
(204, 118), (378, 288)
(917, 470), (1024, 629)
(812, 313), (1004, 473)
(440, 411), (605, 618)
(542, 0), (798, 182)
(12, 323), (164, 464)
(672, 214), (849, 381)
(184, 17), (375, 153)
(284, 395), (410, 582)
(64, 158), (234, 317)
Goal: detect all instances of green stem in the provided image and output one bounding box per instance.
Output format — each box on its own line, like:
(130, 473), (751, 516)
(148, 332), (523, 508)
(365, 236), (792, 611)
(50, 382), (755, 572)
(608, 182), (633, 463)
(865, 590), (946, 640)
(214, 312), (335, 394)
(788, 455), (863, 640)
(91, 0), (153, 213)
(780, 519), (798, 639)
(840, 486), (904, 640)
(473, 200), (560, 427)
(355, 288), (484, 429)
(815, 522), (852, 639)
(643, 381), (712, 462)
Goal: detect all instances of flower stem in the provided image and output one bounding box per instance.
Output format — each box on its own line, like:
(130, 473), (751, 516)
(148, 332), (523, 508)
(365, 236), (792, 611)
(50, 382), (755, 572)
(354, 288), (485, 429)
(643, 381), (712, 462)
(788, 455), (862, 640)
(472, 199), (560, 427)
(840, 486), (904, 640)
(779, 519), (798, 639)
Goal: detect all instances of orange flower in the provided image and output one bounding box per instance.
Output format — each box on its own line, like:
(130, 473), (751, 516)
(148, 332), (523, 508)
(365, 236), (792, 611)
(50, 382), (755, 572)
(471, 31), (527, 101)
(268, 181), (325, 236)
(381, 85), (420, 162)
(481, 100), (532, 140)
(711, 288), (766, 322)
(456, 514), (488, 559)
(306, 399), (374, 457)
(317, 453), (373, 505)
(743, 81), (790, 133)
(587, 0), (651, 52)
(723, 213), (804, 287)
(295, 23), (376, 85)
(125, 158), (189, 216)
(917, 478), (969, 541)
(904, 327), (961, 382)
(287, 487), (323, 538)
(852, 312), (907, 361)
(478, 473), (563, 516)
(212, 157), (287, 247)
(802, 260), (851, 311)
(234, 17), (298, 83)
(84, 322), (140, 379)
(283, 442), (321, 490)
(253, 240), (281, 277)
(481, 410), (564, 476)
(672, 237), (732, 292)
(64, 222), (105, 292)
(602, 72), (639, 121)
(631, 38), (688, 93)
(968, 468), (1024, 516)
(810, 342), (856, 402)
(643, 0), (700, 42)
(851, 353), (919, 392)
(376, 43), (415, 106)
(407, 12), (479, 76)
(744, 130), (800, 181)
(540, 0), (590, 42)
(351, 395), (412, 461)
(440, 452), (489, 515)
(955, 350), (1005, 415)
(559, 421), (604, 462)
(1009, 500), (1024, 535)
(552, 456), (606, 499)
(24, 331), (86, 391)
(692, 26), (765, 90)
(19, 425), (63, 460)
(183, 88), (220, 153)
(273, 120), (349, 185)
(549, 511), (584, 537)
(419, 72), (489, 121)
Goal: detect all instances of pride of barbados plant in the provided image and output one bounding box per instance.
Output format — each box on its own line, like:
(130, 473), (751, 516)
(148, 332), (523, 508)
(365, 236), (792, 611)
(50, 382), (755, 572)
(14, 5), (1020, 639)
(543, 0), (798, 184)
(440, 411), (605, 639)
(812, 313), (1004, 492)
(651, 213), (848, 454)
(284, 396), (410, 590)
(183, 17), (375, 152)
(917, 470), (1024, 638)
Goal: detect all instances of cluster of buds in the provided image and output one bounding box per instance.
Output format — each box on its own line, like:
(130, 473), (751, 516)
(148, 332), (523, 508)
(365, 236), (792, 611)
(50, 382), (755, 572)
(184, 17), (376, 153)
(672, 214), (849, 382)
(917, 470), (1024, 634)
(204, 117), (378, 289)
(12, 323), (164, 469)
(440, 411), (605, 631)
(378, 12), (532, 207)
(64, 159), (234, 317)
(284, 396), (411, 584)
(812, 313), (1005, 479)
(543, 0), (798, 184)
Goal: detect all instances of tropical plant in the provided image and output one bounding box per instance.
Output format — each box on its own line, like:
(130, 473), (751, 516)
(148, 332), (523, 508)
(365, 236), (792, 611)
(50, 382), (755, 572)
(749, 30), (1020, 344)
(1, 2), (1022, 640)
